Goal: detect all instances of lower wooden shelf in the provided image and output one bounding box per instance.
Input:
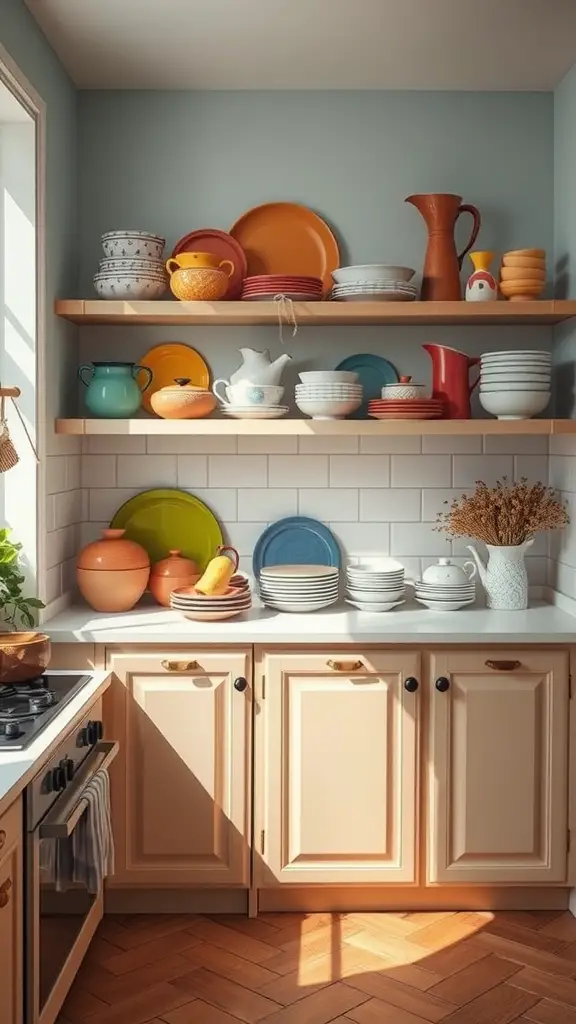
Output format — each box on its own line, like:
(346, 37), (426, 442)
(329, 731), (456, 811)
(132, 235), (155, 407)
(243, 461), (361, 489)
(55, 418), (576, 436)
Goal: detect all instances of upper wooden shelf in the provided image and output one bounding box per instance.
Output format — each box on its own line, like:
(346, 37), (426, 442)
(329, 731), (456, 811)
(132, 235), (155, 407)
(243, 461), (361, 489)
(55, 418), (576, 436)
(54, 299), (576, 326)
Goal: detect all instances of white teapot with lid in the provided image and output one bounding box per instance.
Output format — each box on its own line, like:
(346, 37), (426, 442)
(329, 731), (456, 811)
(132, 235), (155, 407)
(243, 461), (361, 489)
(422, 557), (477, 586)
(230, 348), (292, 387)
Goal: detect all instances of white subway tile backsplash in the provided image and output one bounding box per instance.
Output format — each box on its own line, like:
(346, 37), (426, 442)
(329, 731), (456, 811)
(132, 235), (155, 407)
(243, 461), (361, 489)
(550, 436), (576, 456)
(45, 495), (55, 534)
(391, 455), (451, 489)
(422, 435), (482, 454)
(549, 558), (576, 600)
(80, 522), (108, 547)
(298, 436), (358, 454)
(87, 435), (146, 454)
(238, 488), (297, 522)
(484, 434), (549, 455)
(330, 455), (389, 488)
(550, 455), (576, 492)
(65, 455), (81, 491)
(147, 435), (238, 454)
(421, 489), (471, 523)
(81, 455), (116, 489)
(238, 436), (297, 454)
(391, 522), (451, 557)
(46, 456), (66, 495)
(514, 454), (549, 483)
(54, 490), (83, 530)
(176, 455), (208, 488)
(194, 489), (238, 522)
(268, 455), (328, 488)
(360, 489), (421, 522)
(330, 522), (390, 555)
(45, 525), (77, 570)
(360, 436), (421, 454)
(300, 489), (358, 522)
(44, 566), (62, 605)
(452, 454), (513, 487)
(88, 488), (138, 522)
(117, 454), (177, 488)
(221, 522), (266, 555)
(209, 455), (268, 488)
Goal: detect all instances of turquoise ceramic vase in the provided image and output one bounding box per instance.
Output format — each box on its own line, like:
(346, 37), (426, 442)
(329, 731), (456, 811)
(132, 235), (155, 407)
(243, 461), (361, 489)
(78, 362), (153, 417)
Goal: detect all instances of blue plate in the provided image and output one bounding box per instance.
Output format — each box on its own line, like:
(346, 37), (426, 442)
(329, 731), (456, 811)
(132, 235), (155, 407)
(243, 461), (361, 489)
(253, 517), (341, 576)
(334, 354), (399, 418)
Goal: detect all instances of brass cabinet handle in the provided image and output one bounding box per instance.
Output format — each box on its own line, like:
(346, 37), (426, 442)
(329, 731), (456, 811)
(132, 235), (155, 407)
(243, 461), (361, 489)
(161, 660), (199, 672)
(0, 878), (12, 908)
(485, 660), (521, 671)
(0, 830), (6, 852)
(327, 660), (364, 672)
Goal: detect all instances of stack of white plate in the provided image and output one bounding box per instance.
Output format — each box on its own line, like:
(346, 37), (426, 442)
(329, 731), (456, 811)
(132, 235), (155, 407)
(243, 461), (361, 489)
(414, 580), (476, 612)
(331, 265), (418, 303)
(295, 382), (363, 420)
(479, 350), (551, 420)
(345, 560), (406, 612)
(258, 565), (340, 612)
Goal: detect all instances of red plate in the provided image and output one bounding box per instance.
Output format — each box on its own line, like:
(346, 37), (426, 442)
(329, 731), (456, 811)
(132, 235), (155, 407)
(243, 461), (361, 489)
(171, 228), (248, 300)
(242, 283), (322, 292)
(244, 275), (323, 285)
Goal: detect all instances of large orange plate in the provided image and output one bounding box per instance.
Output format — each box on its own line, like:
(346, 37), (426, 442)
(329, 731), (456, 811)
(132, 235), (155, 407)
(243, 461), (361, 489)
(229, 202), (340, 294)
(137, 343), (210, 415)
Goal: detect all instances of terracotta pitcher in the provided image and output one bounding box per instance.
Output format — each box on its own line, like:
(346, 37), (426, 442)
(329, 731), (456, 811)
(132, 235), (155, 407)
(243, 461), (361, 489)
(405, 193), (481, 300)
(423, 343), (480, 419)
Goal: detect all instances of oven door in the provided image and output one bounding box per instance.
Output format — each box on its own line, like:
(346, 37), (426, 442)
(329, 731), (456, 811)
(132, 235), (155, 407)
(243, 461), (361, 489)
(27, 741), (119, 1024)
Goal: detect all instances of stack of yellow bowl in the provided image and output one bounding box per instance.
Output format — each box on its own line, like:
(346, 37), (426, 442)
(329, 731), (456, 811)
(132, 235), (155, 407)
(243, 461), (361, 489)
(500, 249), (546, 302)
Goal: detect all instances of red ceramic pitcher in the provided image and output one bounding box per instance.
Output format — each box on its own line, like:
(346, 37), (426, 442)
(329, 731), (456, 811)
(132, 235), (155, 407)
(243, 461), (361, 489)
(405, 193), (481, 301)
(423, 344), (480, 419)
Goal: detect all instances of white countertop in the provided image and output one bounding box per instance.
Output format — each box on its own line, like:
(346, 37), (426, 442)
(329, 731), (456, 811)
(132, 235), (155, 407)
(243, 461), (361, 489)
(0, 671), (111, 813)
(42, 600), (576, 645)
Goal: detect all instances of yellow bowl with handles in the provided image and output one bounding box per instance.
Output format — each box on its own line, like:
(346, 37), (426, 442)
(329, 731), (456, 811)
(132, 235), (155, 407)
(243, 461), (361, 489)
(166, 251), (235, 276)
(168, 266), (230, 301)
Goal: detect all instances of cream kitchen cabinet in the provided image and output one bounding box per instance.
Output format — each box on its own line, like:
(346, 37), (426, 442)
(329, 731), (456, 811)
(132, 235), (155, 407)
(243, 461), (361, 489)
(105, 648), (252, 886)
(255, 650), (420, 885)
(0, 798), (22, 1024)
(428, 649), (569, 885)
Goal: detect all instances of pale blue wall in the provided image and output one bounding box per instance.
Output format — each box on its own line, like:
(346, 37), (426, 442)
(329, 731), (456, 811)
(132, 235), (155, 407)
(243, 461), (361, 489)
(77, 90), (553, 294)
(552, 65), (576, 418)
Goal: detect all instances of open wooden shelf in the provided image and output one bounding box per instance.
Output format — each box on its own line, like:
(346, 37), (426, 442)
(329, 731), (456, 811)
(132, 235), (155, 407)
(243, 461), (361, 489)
(54, 299), (576, 326)
(55, 418), (576, 436)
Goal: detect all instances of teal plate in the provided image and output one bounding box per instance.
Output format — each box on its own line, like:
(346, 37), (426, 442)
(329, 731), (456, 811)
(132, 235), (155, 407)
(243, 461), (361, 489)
(110, 488), (223, 568)
(334, 354), (399, 417)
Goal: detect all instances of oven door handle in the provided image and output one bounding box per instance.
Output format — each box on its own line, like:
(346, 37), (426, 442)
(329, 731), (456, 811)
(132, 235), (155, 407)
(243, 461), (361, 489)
(39, 741), (119, 840)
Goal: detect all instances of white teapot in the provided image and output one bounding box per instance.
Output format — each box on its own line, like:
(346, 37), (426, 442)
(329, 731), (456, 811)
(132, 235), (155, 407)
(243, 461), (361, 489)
(229, 348), (292, 387)
(422, 557), (477, 586)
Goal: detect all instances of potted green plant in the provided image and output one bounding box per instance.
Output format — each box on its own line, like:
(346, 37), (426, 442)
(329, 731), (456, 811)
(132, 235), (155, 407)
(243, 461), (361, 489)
(0, 528), (44, 629)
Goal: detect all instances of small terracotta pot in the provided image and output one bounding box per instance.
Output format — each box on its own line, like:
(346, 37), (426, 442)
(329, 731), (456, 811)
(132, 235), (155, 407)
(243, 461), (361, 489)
(77, 528), (150, 612)
(150, 379), (217, 420)
(0, 632), (51, 684)
(149, 549), (201, 607)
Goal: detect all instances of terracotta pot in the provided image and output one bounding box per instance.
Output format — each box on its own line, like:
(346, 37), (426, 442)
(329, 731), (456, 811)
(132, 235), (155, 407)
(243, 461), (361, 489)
(77, 528), (150, 611)
(0, 632), (51, 684)
(168, 267), (229, 301)
(150, 378), (217, 420)
(149, 549), (201, 607)
(405, 193), (481, 301)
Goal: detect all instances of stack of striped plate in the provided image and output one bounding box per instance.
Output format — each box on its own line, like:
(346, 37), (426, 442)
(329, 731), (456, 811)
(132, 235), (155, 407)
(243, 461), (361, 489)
(170, 575), (251, 621)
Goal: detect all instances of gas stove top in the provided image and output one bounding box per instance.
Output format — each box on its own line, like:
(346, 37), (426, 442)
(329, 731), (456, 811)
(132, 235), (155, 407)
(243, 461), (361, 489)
(0, 673), (91, 750)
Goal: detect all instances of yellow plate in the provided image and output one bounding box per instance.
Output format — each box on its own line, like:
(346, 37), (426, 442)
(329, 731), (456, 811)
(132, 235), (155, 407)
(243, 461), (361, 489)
(137, 343), (210, 415)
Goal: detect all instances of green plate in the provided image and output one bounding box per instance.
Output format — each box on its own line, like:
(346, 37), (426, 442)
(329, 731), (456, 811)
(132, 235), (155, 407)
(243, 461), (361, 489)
(110, 489), (223, 569)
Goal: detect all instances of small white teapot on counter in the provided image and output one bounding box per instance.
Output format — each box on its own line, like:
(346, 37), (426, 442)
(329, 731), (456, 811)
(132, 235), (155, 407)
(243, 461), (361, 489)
(422, 557), (477, 586)
(229, 348), (292, 387)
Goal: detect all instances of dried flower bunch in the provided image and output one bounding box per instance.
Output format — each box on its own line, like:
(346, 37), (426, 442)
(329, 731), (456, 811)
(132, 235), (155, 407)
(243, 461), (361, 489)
(436, 477), (569, 546)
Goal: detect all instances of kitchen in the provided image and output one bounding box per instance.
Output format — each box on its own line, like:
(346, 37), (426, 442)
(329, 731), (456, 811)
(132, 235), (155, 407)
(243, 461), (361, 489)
(3, 1), (576, 1023)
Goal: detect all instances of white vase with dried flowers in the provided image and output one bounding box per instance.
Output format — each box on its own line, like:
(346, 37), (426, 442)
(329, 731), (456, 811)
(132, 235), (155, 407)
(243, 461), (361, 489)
(436, 478), (569, 611)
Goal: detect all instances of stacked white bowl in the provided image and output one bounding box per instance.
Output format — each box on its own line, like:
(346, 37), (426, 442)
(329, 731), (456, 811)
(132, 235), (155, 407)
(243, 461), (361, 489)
(258, 565), (340, 612)
(331, 265), (418, 302)
(345, 559), (406, 612)
(94, 230), (168, 300)
(296, 370), (363, 420)
(414, 558), (476, 612)
(479, 349), (551, 420)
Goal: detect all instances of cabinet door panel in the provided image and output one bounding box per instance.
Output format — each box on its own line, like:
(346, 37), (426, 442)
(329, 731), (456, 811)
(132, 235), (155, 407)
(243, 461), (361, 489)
(106, 649), (251, 886)
(0, 800), (22, 1024)
(429, 649), (569, 884)
(257, 650), (419, 885)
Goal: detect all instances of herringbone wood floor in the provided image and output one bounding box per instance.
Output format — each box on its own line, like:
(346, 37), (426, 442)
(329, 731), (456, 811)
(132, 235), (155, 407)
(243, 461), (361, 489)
(57, 910), (576, 1024)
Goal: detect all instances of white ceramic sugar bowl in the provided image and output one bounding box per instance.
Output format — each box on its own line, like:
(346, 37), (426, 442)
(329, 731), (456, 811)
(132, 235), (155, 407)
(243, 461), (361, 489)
(422, 557), (477, 585)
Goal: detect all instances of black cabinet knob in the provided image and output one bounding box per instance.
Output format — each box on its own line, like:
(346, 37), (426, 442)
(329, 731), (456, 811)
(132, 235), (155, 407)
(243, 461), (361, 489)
(435, 676), (450, 692)
(63, 757), (74, 782)
(51, 766), (66, 792)
(96, 720), (104, 740)
(234, 677), (248, 692)
(404, 677), (419, 693)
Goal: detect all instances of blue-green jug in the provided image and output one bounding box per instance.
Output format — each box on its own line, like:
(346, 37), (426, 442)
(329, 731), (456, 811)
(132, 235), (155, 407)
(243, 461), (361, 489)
(78, 361), (153, 417)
